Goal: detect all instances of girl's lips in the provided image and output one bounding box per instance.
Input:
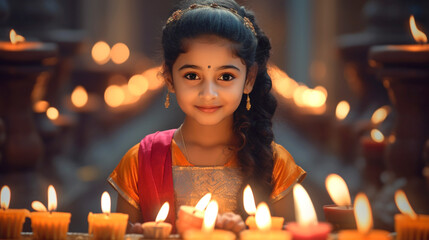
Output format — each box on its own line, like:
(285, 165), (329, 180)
(196, 106), (221, 113)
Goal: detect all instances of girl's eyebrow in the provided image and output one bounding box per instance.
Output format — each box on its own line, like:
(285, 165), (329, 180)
(178, 64), (241, 71)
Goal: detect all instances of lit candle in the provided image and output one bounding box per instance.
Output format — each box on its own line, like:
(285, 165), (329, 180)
(0, 185), (30, 239)
(243, 185), (284, 230)
(87, 191), (129, 239)
(360, 129), (387, 186)
(176, 193), (211, 234)
(394, 190), (429, 240)
(240, 202), (292, 240)
(141, 202), (172, 238)
(30, 185), (71, 240)
(338, 193), (391, 240)
(369, 15), (428, 65)
(182, 200), (235, 240)
(285, 184), (332, 240)
(0, 29), (57, 62)
(323, 174), (356, 231)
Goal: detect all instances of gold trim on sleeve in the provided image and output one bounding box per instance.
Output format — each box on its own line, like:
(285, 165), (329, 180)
(270, 171), (306, 203)
(107, 177), (140, 210)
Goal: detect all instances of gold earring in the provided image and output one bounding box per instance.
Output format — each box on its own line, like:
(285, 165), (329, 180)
(165, 92), (170, 108)
(246, 94), (251, 111)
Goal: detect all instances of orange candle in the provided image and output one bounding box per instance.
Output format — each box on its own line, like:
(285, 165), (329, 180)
(0, 185), (30, 239)
(394, 190), (429, 240)
(176, 193), (211, 234)
(338, 193), (391, 240)
(243, 185), (284, 230)
(323, 174), (355, 231)
(30, 185), (71, 240)
(182, 200), (235, 240)
(141, 202), (172, 238)
(88, 191), (128, 239)
(240, 202), (291, 240)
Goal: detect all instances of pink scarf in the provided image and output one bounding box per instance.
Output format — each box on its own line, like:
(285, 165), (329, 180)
(138, 129), (176, 226)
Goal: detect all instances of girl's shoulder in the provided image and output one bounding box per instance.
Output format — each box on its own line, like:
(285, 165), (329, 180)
(271, 142), (294, 164)
(271, 141), (306, 180)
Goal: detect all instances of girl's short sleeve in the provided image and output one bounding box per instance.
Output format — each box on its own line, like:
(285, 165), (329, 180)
(271, 142), (306, 202)
(108, 143), (140, 209)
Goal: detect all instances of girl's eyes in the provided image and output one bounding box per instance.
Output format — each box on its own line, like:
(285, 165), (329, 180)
(183, 72), (236, 81)
(218, 73), (235, 81)
(184, 73), (200, 80)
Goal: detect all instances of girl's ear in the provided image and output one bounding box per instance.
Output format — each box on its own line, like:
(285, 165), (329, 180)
(244, 64), (258, 94)
(162, 66), (175, 93)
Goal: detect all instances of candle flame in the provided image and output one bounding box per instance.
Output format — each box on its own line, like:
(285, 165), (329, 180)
(395, 190), (417, 219)
(92, 41), (111, 65)
(410, 15), (428, 44)
(111, 43), (130, 65)
(336, 101), (350, 120)
(202, 200), (218, 232)
(46, 107), (59, 120)
(370, 129), (384, 143)
(71, 86), (88, 108)
(293, 184), (318, 226)
(155, 202), (170, 222)
(101, 191), (111, 214)
(354, 193), (373, 234)
(255, 202), (272, 231)
(195, 193), (212, 211)
(33, 100), (49, 113)
(31, 201), (47, 212)
(9, 29), (25, 44)
(371, 106), (390, 124)
(1, 186), (11, 210)
(325, 174), (351, 206)
(48, 185), (57, 211)
(243, 185), (257, 215)
(104, 85), (125, 108)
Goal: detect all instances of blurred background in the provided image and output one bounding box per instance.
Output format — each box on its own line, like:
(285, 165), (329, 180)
(1, 0), (429, 233)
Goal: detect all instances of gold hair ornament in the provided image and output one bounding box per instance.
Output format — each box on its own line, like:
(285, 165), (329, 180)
(166, 3), (257, 36)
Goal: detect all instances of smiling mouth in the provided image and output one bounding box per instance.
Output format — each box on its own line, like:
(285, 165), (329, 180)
(196, 106), (221, 113)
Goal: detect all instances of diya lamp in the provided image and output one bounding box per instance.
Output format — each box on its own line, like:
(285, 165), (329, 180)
(368, 15), (429, 179)
(88, 191), (128, 240)
(338, 193), (391, 240)
(0, 29), (57, 171)
(30, 185), (71, 240)
(240, 202), (292, 240)
(141, 201), (172, 239)
(0, 185), (30, 239)
(394, 190), (429, 240)
(285, 184), (332, 240)
(323, 174), (356, 231)
(182, 200), (235, 240)
(0, 29), (57, 61)
(243, 185), (284, 230)
(176, 193), (212, 234)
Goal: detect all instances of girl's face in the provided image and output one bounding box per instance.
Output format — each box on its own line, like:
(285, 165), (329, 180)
(168, 35), (255, 126)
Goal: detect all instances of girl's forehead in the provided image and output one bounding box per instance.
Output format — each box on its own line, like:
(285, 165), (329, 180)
(182, 35), (238, 54)
(177, 35), (243, 64)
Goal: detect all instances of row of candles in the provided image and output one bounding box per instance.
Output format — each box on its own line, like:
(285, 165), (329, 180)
(1, 173), (428, 240)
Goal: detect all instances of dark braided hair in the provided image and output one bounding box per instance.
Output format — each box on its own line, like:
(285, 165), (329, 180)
(161, 0), (277, 217)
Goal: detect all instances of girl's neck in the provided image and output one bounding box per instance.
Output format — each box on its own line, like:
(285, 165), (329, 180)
(180, 116), (235, 147)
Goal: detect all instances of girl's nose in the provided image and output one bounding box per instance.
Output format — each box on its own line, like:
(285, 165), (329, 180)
(199, 80), (218, 100)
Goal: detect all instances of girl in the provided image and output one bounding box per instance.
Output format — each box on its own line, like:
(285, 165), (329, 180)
(108, 0), (306, 234)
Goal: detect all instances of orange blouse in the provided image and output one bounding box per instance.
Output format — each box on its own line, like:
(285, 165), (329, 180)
(109, 139), (305, 210)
